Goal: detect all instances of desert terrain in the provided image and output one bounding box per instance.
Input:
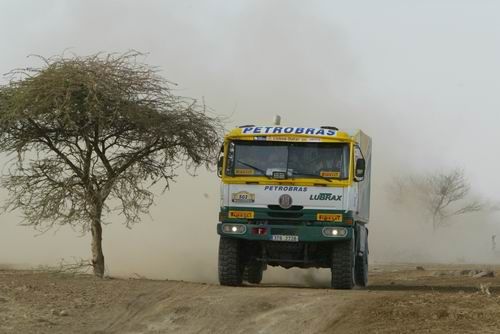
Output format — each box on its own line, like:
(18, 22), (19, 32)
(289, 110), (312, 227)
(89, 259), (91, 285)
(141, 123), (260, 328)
(1, 264), (500, 334)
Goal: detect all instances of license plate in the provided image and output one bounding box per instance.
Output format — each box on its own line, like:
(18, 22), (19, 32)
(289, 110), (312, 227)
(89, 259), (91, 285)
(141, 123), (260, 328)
(272, 235), (299, 242)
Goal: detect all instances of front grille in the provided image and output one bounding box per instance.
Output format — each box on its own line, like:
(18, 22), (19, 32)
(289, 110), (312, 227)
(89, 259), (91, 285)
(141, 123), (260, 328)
(267, 205), (304, 218)
(267, 220), (303, 225)
(268, 205), (304, 211)
(250, 220), (304, 225)
(268, 211), (303, 218)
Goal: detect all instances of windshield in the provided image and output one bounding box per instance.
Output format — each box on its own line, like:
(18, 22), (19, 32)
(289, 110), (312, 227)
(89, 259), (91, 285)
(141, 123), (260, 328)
(227, 141), (350, 180)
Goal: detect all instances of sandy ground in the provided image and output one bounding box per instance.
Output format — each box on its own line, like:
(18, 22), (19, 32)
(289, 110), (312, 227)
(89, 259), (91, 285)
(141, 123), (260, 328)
(1, 264), (500, 334)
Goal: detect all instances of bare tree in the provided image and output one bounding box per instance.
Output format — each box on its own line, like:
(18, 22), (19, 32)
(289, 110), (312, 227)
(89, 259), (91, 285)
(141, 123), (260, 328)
(422, 169), (482, 230)
(389, 169), (482, 231)
(0, 52), (223, 277)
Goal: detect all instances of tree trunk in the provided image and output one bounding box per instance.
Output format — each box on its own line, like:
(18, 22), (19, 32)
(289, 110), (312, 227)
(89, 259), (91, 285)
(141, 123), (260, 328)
(91, 204), (105, 278)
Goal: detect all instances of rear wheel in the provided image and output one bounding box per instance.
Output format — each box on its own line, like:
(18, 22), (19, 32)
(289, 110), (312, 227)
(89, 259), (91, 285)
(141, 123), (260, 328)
(218, 237), (243, 286)
(330, 238), (355, 289)
(354, 239), (368, 287)
(243, 261), (263, 284)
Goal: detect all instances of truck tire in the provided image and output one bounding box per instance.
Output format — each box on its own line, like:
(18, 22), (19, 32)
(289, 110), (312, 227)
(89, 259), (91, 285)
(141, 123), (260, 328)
(330, 238), (355, 289)
(354, 240), (368, 287)
(218, 237), (243, 286)
(244, 261), (263, 284)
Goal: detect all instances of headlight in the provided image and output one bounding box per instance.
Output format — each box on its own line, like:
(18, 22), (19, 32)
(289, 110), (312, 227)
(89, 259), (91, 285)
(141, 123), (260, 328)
(322, 227), (348, 237)
(222, 224), (247, 234)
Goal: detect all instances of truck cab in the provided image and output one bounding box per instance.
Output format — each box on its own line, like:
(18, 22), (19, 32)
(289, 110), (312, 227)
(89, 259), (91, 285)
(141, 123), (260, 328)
(217, 126), (372, 289)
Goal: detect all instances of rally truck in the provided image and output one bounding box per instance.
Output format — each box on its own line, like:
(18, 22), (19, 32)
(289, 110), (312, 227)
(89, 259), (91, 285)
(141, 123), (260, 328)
(216, 125), (371, 289)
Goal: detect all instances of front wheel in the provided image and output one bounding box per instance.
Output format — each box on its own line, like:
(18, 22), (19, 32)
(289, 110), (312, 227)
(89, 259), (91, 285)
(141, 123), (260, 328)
(330, 238), (355, 289)
(218, 237), (243, 286)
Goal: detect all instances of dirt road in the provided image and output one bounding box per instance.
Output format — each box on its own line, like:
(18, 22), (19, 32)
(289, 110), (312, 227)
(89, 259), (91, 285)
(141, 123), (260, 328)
(1, 264), (500, 334)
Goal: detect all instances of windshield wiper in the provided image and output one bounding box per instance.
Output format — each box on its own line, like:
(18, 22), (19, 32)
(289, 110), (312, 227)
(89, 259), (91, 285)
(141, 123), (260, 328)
(236, 159), (272, 179)
(290, 170), (332, 182)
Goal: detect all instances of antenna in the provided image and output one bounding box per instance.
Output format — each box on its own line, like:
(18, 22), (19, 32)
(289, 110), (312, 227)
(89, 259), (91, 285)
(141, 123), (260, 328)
(274, 115), (281, 126)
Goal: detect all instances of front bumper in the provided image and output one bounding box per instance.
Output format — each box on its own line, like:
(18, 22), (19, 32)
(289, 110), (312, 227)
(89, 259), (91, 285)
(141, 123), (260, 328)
(217, 223), (353, 242)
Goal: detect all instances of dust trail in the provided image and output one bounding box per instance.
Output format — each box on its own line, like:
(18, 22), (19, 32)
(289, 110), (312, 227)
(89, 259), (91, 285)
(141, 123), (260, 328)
(0, 1), (499, 283)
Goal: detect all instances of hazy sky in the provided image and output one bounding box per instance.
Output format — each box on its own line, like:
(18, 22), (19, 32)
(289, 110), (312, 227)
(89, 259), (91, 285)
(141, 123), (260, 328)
(1, 0), (499, 280)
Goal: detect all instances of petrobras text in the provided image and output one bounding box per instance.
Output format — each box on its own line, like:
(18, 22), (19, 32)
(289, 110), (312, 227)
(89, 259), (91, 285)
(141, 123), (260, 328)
(264, 185), (308, 192)
(241, 127), (337, 136)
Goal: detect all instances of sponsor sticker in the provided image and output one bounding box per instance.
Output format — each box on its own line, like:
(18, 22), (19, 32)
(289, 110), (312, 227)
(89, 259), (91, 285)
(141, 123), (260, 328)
(228, 210), (255, 219)
(234, 168), (255, 175)
(320, 171), (341, 178)
(317, 213), (343, 222)
(309, 193), (343, 201)
(231, 191), (255, 203)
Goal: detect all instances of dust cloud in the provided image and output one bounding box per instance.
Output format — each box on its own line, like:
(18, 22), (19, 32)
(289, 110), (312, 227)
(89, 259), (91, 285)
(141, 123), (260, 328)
(0, 1), (499, 284)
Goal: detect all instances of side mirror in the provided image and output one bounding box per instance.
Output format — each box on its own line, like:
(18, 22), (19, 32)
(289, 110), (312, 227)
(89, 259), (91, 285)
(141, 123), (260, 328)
(217, 144), (225, 178)
(355, 158), (365, 181)
(217, 156), (224, 177)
